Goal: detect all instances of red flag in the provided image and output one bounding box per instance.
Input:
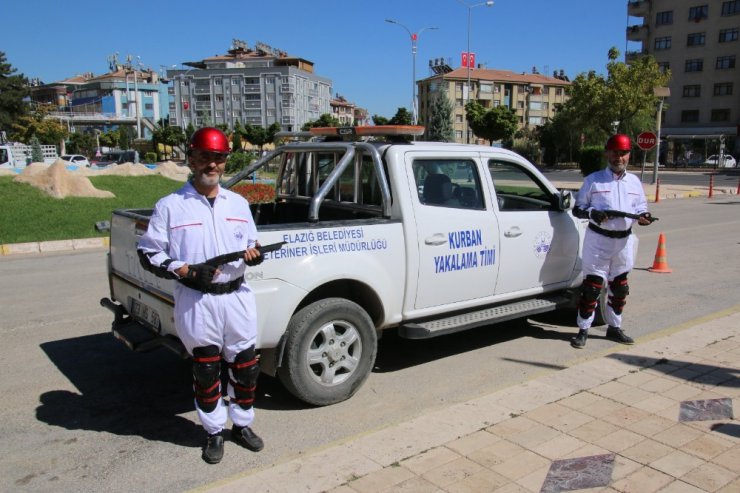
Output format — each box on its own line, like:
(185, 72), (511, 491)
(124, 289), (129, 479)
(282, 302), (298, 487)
(469, 53), (476, 68)
(461, 52), (468, 67)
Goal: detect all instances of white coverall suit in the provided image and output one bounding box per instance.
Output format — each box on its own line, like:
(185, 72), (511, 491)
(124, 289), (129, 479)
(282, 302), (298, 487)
(575, 168), (648, 330)
(138, 181), (259, 434)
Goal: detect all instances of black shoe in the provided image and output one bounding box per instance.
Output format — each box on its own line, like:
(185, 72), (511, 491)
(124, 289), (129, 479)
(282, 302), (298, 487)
(202, 432), (224, 464)
(232, 425), (264, 452)
(571, 330), (588, 349)
(606, 326), (634, 345)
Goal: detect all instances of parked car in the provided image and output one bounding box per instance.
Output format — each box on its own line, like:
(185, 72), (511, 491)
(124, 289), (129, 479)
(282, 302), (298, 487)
(60, 154), (91, 167)
(91, 150), (139, 167)
(702, 155), (736, 168)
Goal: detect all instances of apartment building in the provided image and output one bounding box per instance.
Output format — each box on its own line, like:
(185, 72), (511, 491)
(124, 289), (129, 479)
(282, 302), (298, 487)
(627, 0), (739, 158)
(330, 95), (356, 125)
(168, 40), (332, 132)
(417, 66), (570, 144)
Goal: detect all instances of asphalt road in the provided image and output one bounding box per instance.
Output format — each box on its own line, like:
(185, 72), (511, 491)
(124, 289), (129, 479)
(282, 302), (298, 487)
(0, 197), (739, 492)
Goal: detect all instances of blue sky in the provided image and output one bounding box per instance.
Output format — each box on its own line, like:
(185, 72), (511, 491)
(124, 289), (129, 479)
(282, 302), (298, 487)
(3, 0), (630, 118)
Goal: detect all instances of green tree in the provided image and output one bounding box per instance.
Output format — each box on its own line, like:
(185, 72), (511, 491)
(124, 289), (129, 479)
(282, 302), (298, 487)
(0, 52), (29, 132)
(561, 47), (671, 139)
(389, 107), (413, 125)
(242, 122), (281, 153)
(30, 136), (43, 163)
(301, 113), (341, 130)
(465, 101), (518, 146)
(67, 132), (96, 157)
(10, 104), (68, 146)
(372, 115), (390, 125)
(185, 122), (196, 142)
(153, 125), (185, 159)
(426, 93), (454, 142)
(99, 129), (121, 148)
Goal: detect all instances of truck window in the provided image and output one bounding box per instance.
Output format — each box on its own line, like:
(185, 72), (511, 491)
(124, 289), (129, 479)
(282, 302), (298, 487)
(0, 148), (8, 166)
(488, 160), (553, 211)
(413, 159), (484, 209)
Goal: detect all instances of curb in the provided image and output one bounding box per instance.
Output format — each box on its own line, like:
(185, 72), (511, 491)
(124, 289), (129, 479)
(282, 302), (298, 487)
(0, 236), (109, 256)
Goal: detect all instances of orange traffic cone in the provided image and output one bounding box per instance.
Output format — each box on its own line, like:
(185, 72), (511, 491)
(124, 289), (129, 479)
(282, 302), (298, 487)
(648, 233), (672, 273)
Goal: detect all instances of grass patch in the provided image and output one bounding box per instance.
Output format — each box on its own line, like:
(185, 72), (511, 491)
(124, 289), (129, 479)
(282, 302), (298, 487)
(0, 175), (182, 244)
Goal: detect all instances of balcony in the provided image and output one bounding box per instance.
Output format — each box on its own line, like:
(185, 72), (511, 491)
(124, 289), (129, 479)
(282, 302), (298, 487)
(625, 50), (646, 63)
(626, 24), (648, 42)
(627, 0), (649, 18)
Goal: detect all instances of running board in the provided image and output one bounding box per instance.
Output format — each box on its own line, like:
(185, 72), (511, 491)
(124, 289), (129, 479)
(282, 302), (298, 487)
(399, 295), (571, 340)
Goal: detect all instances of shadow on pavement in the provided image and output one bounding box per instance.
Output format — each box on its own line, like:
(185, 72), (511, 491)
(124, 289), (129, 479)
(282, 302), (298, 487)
(38, 334), (202, 447)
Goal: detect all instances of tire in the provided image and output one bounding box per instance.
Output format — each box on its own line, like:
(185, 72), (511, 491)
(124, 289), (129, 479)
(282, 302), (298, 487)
(278, 298), (377, 406)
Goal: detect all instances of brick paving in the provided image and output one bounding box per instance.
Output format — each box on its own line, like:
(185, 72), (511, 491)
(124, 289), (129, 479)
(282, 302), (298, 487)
(207, 309), (739, 493)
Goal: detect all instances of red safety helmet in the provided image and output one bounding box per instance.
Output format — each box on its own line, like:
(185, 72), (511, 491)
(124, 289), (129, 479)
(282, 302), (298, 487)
(605, 134), (632, 151)
(188, 127), (230, 154)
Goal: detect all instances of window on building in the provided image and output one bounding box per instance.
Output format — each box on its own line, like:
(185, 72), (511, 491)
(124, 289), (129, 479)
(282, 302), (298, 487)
(719, 28), (739, 42)
(714, 82), (733, 95)
(556, 88), (563, 96)
(655, 37), (672, 50)
(656, 10), (673, 24)
(543, 87), (550, 95)
(687, 32), (706, 46)
(711, 108), (731, 121)
(494, 85), (500, 94)
(455, 130), (463, 139)
(681, 110), (700, 122)
(231, 79), (240, 85)
(493, 100), (501, 107)
(517, 101), (525, 109)
(214, 78), (222, 85)
(144, 103), (154, 110)
(658, 62), (671, 72)
(456, 98), (463, 107)
(721, 0), (740, 16)
(683, 85), (701, 97)
(688, 5), (709, 21)
(456, 115), (463, 123)
(528, 116), (543, 125)
(215, 95), (224, 102)
(685, 59), (704, 72)
(480, 83), (492, 93)
(716, 55), (736, 69)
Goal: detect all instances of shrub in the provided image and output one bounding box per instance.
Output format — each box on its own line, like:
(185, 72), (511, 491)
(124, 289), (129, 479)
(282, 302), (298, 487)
(144, 152), (158, 163)
(231, 183), (276, 204)
(578, 146), (606, 176)
(226, 152), (254, 175)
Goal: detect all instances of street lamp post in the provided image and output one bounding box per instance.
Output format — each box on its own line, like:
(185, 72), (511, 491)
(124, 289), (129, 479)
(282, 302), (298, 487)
(652, 86), (670, 184)
(385, 19), (439, 126)
(458, 0), (493, 143)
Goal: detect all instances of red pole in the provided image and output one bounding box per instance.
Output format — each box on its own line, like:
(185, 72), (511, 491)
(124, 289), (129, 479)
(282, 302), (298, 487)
(709, 174), (714, 199)
(655, 177), (660, 203)
(737, 176), (739, 195)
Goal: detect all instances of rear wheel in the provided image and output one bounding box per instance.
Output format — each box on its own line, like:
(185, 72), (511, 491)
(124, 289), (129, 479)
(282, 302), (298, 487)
(278, 298), (377, 406)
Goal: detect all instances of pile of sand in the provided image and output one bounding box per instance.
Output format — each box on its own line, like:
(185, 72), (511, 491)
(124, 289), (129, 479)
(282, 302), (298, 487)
(14, 159), (115, 199)
(8, 159), (191, 198)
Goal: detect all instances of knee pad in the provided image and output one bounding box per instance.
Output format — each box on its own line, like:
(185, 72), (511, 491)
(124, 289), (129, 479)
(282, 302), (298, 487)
(578, 275), (604, 318)
(192, 345), (222, 413)
(608, 273), (629, 315)
(230, 346), (259, 410)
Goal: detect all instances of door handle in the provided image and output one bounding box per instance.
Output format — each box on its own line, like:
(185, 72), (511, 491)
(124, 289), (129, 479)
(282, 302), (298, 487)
(504, 227), (522, 238)
(424, 233), (447, 246)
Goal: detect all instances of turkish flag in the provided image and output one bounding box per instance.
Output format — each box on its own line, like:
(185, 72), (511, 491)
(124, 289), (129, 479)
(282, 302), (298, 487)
(469, 53), (476, 68)
(183, 102), (189, 110)
(461, 52), (468, 67)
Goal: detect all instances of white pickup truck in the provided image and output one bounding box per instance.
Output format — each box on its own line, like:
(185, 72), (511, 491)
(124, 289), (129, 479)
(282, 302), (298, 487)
(0, 133), (59, 169)
(101, 126), (590, 406)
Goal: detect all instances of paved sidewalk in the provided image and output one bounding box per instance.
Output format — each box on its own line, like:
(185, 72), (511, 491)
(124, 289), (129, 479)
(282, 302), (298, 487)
(203, 308), (740, 493)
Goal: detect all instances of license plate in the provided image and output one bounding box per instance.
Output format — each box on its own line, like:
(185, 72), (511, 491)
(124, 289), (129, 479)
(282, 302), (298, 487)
(130, 299), (160, 330)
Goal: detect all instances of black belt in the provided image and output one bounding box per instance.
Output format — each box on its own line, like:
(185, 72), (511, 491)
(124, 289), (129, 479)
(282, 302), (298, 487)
(179, 276), (243, 294)
(588, 223), (632, 239)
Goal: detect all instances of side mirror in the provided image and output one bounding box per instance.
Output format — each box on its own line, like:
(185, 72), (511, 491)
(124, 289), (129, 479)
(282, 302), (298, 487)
(559, 190), (572, 211)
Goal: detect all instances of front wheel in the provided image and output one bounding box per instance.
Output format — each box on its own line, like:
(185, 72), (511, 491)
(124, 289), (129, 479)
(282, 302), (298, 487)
(278, 298), (377, 406)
